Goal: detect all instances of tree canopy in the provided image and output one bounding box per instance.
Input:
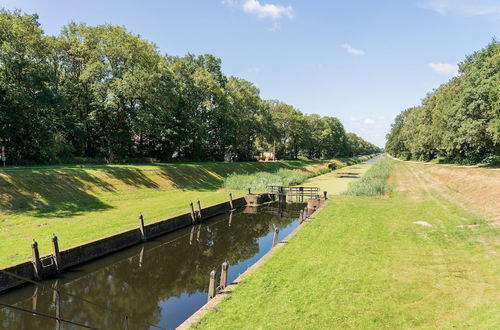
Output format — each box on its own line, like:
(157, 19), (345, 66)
(0, 9), (380, 164)
(386, 40), (499, 164)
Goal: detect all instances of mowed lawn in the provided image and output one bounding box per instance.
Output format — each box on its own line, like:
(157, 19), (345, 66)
(0, 160), (327, 267)
(196, 160), (500, 329)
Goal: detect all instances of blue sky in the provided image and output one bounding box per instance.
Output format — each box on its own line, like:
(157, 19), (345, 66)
(2, 0), (499, 146)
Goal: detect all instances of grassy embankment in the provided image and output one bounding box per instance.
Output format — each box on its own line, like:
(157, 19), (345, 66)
(224, 155), (376, 191)
(196, 158), (500, 329)
(0, 160), (337, 267)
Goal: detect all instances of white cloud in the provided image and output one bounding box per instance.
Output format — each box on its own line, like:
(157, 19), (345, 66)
(341, 44), (365, 56)
(363, 119), (376, 125)
(420, 0), (500, 18)
(349, 116), (359, 121)
(428, 62), (459, 76)
(225, 0), (294, 20)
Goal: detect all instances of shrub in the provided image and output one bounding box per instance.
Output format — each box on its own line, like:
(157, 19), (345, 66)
(328, 163), (337, 170)
(343, 157), (392, 196)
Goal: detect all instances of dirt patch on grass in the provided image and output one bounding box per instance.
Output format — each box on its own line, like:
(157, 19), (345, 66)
(414, 221), (433, 227)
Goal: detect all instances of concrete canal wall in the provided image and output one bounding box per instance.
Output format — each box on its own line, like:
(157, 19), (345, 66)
(0, 194), (274, 294)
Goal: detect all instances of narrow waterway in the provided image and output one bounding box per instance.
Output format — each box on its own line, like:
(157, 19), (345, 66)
(0, 202), (305, 329)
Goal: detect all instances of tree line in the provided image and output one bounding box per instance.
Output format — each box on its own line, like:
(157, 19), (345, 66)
(0, 10), (380, 165)
(386, 40), (499, 164)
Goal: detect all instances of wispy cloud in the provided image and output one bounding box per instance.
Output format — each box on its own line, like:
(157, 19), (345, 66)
(420, 0), (500, 18)
(247, 67), (262, 74)
(224, 0), (294, 20)
(341, 44), (365, 56)
(363, 119), (376, 125)
(428, 62), (458, 76)
(269, 22), (281, 31)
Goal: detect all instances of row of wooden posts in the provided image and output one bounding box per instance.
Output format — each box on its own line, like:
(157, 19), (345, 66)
(31, 193), (238, 281)
(31, 236), (61, 280)
(206, 204), (310, 301)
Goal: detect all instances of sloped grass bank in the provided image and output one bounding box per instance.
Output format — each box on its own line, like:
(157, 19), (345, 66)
(224, 155), (377, 191)
(0, 160), (327, 267)
(196, 165), (499, 329)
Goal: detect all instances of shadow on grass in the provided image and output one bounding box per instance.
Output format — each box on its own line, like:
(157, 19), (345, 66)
(157, 161), (315, 191)
(0, 160), (321, 217)
(104, 167), (159, 189)
(0, 171), (114, 218)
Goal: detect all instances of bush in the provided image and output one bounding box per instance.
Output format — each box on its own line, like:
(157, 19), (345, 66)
(343, 157), (392, 196)
(481, 154), (500, 167)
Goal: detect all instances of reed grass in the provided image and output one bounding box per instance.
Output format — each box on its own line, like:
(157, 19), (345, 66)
(342, 157), (392, 196)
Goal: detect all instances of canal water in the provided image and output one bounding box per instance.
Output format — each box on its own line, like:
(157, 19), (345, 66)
(0, 202), (305, 329)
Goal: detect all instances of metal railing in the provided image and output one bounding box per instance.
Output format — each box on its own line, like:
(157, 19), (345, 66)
(267, 186), (320, 202)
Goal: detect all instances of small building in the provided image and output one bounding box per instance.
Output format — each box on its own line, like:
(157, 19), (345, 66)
(256, 152), (275, 161)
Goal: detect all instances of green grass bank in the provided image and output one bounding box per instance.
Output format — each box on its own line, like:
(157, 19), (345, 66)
(0, 159), (334, 267)
(195, 160), (500, 329)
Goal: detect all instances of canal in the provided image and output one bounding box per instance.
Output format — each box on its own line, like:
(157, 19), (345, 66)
(0, 202), (305, 329)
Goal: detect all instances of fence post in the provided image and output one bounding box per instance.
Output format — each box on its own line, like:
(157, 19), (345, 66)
(208, 270), (216, 301)
(51, 234), (62, 273)
(31, 240), (42, 280)
(220, 262), (229, 290)
(197, 200), (203, 221)
(248, 188), (251, 195)
(138, 213), (146, 242)
(323, 191), (328, 200)
(229, 192), (234, 209)
(190, 202), (196, 224)
(272, 228), (279, 247)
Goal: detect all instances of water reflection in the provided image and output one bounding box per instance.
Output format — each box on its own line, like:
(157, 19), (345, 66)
(0, 202), (305, 329)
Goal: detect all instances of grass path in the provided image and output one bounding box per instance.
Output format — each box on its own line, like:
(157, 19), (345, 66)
(195, 159), (500, 329)
(304, 156), (381, 195)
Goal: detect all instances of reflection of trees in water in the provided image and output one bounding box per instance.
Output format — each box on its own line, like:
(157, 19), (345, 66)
(0, 203), (302, 329)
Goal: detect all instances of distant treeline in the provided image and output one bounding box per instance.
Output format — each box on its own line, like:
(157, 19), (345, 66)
(0, 10), (380, 165)
(386, 40), (499, 164)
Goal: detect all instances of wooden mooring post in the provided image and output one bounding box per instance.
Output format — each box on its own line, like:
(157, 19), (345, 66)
(52, 234), (62, 273)
(272, 228), (279, 247)
(190, 202), (196, 223)
(138, 213), (146, 242)
(220, 262), (229, 290)
(31, 240), (42, 280)
(197, 200), (203, 221)
(208, 270), (216, 301)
